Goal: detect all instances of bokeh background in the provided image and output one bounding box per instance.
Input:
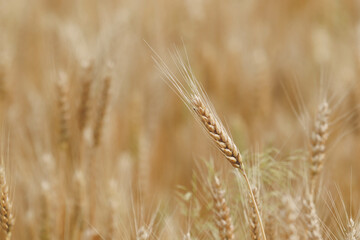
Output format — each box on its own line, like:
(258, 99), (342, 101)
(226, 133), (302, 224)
(0, 0), (360, 239)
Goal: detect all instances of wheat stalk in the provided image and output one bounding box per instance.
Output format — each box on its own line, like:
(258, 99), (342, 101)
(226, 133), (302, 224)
(0, 167), (14, 240)
(212, 175), (235, 240)
(309, 100), (330, 191)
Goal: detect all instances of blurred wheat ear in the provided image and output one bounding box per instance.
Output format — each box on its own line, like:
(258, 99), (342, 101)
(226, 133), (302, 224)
(212, 175), (235, 240)
(303, 193), (323, 240)
(309, 100), (330, 192)
(78, 61), (94, 134)
(0, 167), (14, 240)
(93, 71), (111, 148)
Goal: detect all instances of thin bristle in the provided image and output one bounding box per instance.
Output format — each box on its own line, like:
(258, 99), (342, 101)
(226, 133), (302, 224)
(0, 167), (14, 240)
(212, 176), (235, 240)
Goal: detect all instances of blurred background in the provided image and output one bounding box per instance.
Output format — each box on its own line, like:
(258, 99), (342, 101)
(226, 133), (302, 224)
(0, 0), (360, 239)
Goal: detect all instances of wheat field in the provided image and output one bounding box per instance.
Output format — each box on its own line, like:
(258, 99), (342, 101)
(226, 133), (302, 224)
(0, 0), (360, 239)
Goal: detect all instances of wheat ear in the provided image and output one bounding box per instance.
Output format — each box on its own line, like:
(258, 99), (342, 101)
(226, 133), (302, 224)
(280, 196), (299, 240)
(212, 176), (235, 240)
(78, 62), (93, 133)
(0, 167), (14, 240)
(56, 72), (70, 148)
(93, 74), (111, 147)
(303, 193), (322, 240)
(248, 187), (261, 240)
(309, 100), (330, 191)
(265, 215), (275, 240)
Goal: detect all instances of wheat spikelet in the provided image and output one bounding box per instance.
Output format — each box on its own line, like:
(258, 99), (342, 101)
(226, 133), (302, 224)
(78, 61), (93, 133)
(93, 73), (111, 147)
(248, 187), (261, 240)
(303, 193), (322, 240)
(280, 196), (299, 240)
(309, 100), (330, 189)
(0, 167), (14, 240)
(57, 72), (70, 148)
(212, 175), (235, 240)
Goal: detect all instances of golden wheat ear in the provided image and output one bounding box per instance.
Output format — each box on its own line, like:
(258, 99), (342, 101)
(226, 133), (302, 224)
(0, 167), (14, 240)
(192, 96), (244, 170)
